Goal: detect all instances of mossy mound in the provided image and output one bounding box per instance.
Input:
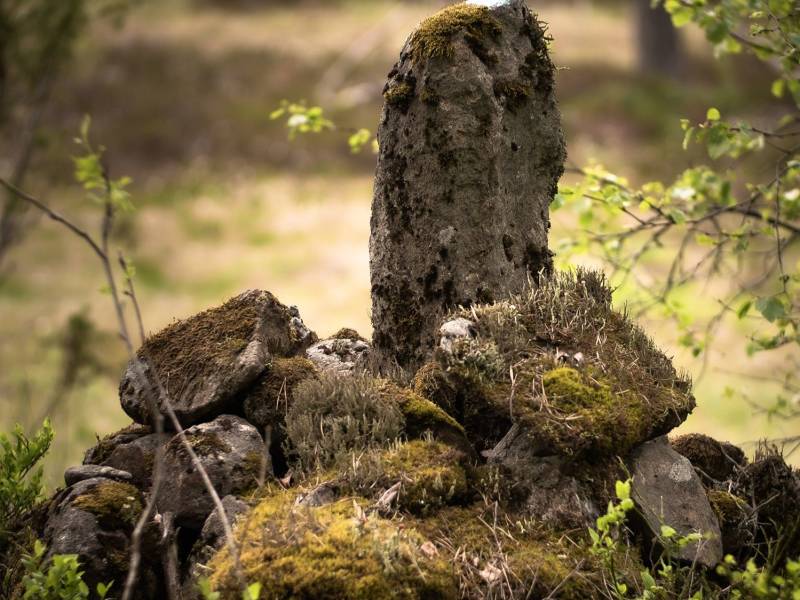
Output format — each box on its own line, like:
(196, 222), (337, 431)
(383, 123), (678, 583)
(343, 439), (470, 516)
(671, 433), (746, 483)
(207, 494), (457, 599)
(243, 356), (319, 428)
(409, 3), (502, 62)
(426, 270), (695, 456)
(72, 480), (143, 530)
(377, 380), (472, 456)
(707, 490), (751, 556)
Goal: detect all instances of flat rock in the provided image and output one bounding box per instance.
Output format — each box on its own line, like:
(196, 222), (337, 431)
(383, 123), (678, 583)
(155, 415), (266, 528)
(370, 0), (565, 370)
(629, 437), (723, 567)
(120, 290), (317, 427)
(64, 464), (133, 486)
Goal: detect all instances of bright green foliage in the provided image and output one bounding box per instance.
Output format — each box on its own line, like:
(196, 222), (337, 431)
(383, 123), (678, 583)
(20, 540), (112, 600)
(269, 100), (334, 140)
(718, 554), (800, 599)
(73, 116), (133, 212)
(589, 479), (635, 598)
(0, 420), (53, 540)
(556, 0), (800, 422)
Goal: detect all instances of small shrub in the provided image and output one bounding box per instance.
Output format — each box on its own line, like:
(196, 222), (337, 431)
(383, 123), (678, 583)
(285, 373), (404, 472)
(0, 420), (54, 541)
(20, 540), (112, 600)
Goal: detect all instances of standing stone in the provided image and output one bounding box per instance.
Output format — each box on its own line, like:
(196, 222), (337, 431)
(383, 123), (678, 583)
(370, 0), (565, 371)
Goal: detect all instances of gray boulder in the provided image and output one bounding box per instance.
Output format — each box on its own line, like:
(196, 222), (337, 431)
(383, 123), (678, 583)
(629, 437), (723, 567)
(155, 415), (266, 528)
(120, 290), (317, 427)
(488, 425), (598, 528)
(44, 477), (157, 598)
(370, 0), (565, 371)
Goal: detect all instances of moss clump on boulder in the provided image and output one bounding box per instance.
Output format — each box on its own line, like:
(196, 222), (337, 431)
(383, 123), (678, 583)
(243, 356), (319, 428)
(72, 480), (143, 530)
(671, 433), (746, 483)
(343, 439), (469, 516)
(707, 490), (751, 555)
(427, 270), (695, 457)
(409, 3), (501, 62)
(207, 494), (457, 599)
(413, 361), (459, 417)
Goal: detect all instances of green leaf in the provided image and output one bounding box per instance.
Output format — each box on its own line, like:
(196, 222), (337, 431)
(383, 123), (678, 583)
(660, 525), (677, 539)
(771, 79), (786, 98)
(736, 300), (752, 319)
(755, 296), (786, 322)
(706, 107), (721, 121)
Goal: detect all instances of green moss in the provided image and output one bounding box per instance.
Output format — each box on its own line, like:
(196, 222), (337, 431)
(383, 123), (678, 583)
(419, 87), (440, 107)
(245, 357), (319, 422)
(409, 4), (501, 62)
(332, 328), (367, 342)
(384, 81), (415, 113)
(413, 362), (458, 417)
(72, 481), (143, 530)
(208, 495), (457, 599)
(708, 490), (747, 527)
(136, 292), (263, 404)
(377, 381), (473, 456)
(493, 79), (530, 111)
(410, 504), (641, 599)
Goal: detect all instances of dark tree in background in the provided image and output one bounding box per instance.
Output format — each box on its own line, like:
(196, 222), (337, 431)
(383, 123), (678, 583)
(635, 0), (684, 77)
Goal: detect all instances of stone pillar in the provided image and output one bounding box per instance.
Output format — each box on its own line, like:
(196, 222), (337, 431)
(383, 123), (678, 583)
(370, 0), (566, 372)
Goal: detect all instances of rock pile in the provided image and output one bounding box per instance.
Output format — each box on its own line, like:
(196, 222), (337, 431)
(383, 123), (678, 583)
(2, 1), (799, 599)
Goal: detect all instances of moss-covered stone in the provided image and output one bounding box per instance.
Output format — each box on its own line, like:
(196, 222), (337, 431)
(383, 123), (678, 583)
(332, 327), (367, 342)
(84, 423), (151, 466)
(243, 357), (319, 428)
(343, 440), (469, 516)
(413, 361), (458, 418)
(409, 3), (501, 62)
(707, 490), (750, 555)
(377, 380), (473, 456)
(671, 433), (746, 483)
(429, 270), (695, 457)
(167, 431), (231, 461)
(72, 481), (143, 530)
(207, 493), (457, 599)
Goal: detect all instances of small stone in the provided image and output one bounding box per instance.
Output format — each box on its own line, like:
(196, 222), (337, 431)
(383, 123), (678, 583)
(306, 336), (370, 374)
(438, 318), (476, 353)
(119, 290), (317, 427)
(295, 482), (337, 508)
(65, 465), (133, 486)
(155, 415), (266, 528)
(629, 437), (723, 567)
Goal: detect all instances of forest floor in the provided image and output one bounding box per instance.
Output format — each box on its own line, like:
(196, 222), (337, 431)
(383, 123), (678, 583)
(0, 0), (795, 486)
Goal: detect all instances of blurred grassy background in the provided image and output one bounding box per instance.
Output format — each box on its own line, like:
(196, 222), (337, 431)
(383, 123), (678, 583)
(0, 0), (796, 487)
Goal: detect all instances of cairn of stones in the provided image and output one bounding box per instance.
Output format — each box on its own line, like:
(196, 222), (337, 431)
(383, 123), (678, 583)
(2, 1), (798, 598)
